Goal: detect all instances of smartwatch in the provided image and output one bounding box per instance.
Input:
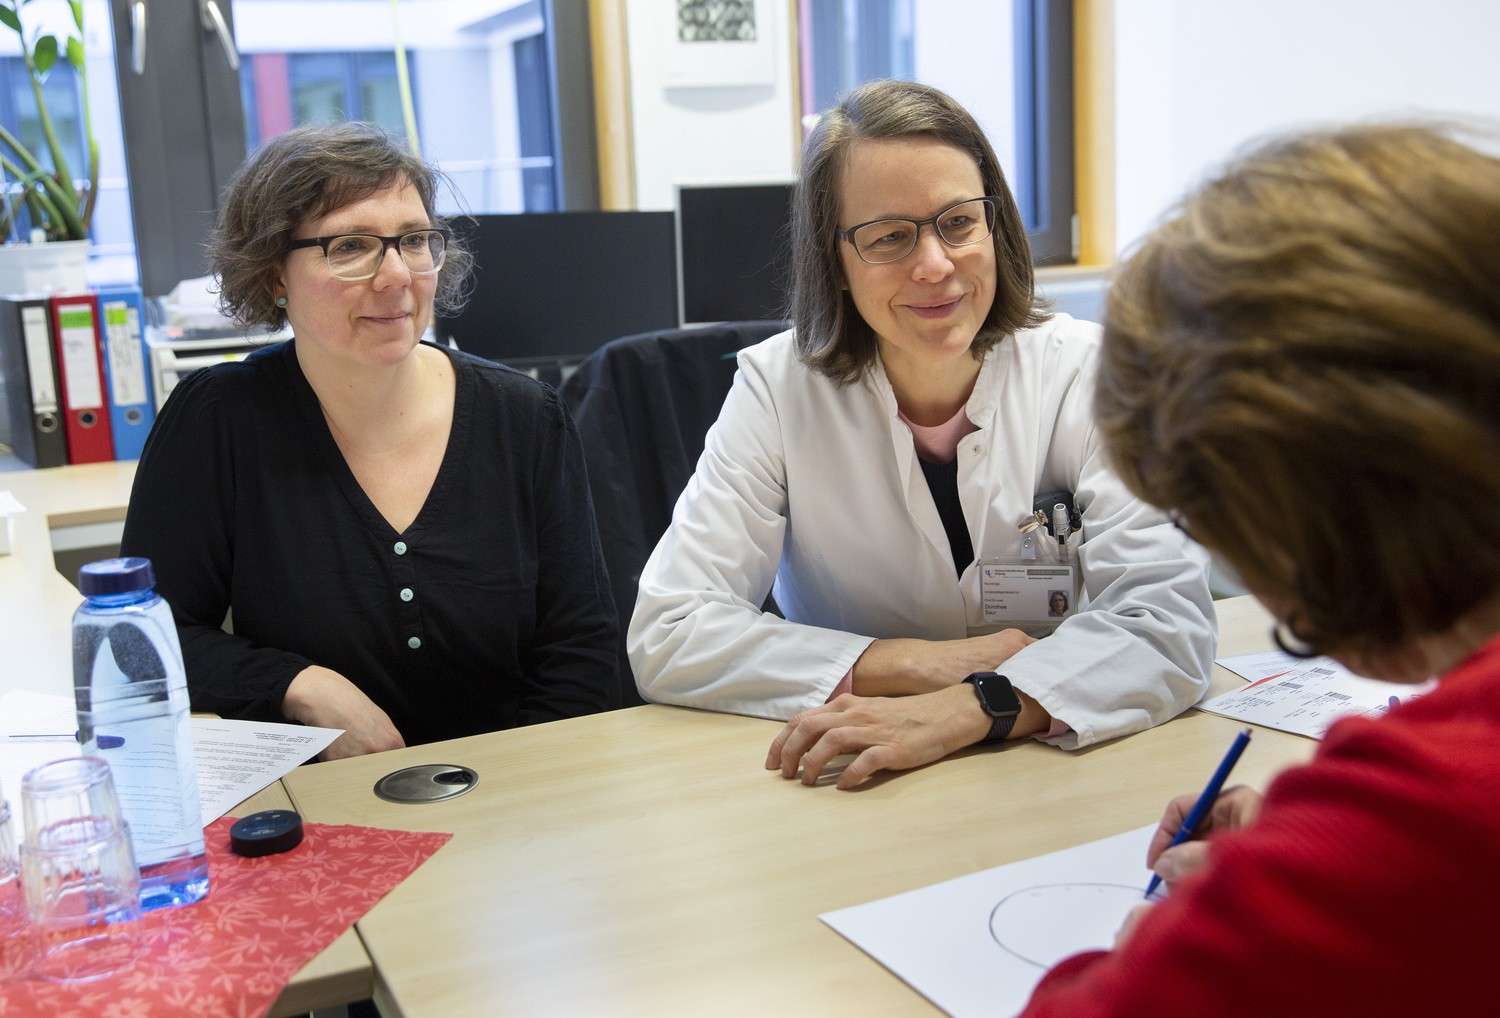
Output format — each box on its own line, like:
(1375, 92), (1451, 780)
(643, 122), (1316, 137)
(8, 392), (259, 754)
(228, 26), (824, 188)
(963, 671), (1023, 744)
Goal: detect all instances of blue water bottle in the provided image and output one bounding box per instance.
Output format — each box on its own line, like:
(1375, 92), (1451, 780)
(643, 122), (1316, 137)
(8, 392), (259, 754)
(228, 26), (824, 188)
(73, 557), (208, 910)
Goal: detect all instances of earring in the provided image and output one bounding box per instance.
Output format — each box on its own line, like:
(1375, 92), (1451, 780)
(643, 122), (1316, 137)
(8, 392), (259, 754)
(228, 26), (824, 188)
(276, 296), (288, 308)
(1271, 620), (1321, 659)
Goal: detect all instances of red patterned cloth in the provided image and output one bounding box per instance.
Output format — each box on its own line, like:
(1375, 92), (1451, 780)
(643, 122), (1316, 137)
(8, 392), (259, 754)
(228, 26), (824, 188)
(0, 816), (450, 1017)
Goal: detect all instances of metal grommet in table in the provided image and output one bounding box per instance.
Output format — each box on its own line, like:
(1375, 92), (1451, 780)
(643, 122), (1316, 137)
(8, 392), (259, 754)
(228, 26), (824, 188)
(373, 764), (479, 803)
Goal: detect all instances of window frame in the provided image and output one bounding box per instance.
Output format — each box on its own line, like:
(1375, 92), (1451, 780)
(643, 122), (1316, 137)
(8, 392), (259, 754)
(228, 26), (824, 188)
(797, 0), (1076, 266)
(105, 1), (601, 298)
(107, 0), (248, 297)
(1013, 0), (1075, 265)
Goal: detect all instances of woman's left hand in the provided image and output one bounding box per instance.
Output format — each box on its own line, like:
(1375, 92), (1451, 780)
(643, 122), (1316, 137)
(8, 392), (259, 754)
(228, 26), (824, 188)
(765, 684), (994, 789)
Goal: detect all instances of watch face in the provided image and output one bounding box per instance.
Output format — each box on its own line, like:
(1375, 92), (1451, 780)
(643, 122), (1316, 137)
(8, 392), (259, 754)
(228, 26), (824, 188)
(969, 672), (1022, 717)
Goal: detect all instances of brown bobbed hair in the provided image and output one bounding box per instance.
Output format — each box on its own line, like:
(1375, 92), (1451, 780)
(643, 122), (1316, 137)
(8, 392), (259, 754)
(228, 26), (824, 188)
(211, 121), (473, 331)
(1097, 123), (1500, 654)
(789, 79), (1050, 383)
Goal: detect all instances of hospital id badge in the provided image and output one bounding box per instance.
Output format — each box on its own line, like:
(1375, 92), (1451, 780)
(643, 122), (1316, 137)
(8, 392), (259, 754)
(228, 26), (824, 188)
(979, 560), (1078, 625)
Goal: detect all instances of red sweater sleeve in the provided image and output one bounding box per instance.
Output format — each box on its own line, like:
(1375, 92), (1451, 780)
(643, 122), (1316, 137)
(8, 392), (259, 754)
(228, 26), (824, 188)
(1020, 641), (1500, 1018)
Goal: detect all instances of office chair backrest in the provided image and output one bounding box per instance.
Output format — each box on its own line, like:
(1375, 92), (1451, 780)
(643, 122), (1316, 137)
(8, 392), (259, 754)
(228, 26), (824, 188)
(561, 320), (790, 709)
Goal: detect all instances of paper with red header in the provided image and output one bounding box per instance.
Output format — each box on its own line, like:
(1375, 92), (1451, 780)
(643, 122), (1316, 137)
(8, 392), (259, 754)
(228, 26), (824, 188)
(1198, 659), (1434, 739)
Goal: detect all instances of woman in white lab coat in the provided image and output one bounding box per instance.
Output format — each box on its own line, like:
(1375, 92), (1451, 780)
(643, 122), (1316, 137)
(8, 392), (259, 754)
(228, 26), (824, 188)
(628, 80), (1215, 788)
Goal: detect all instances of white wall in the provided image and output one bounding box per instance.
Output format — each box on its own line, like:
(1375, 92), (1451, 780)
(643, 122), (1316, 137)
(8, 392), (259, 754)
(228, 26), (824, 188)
(623, 0), (1026, 211)
(624, 0), (799, 209)
(1113, 0), (1500, 255)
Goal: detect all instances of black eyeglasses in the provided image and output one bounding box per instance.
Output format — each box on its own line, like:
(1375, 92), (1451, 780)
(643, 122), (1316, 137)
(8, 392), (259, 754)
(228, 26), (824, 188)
(836, 196), (999, 265)
(288, 228), (449, 281)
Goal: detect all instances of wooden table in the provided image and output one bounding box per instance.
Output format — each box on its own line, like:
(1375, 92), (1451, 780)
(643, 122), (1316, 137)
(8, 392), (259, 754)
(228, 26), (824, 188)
(0, 460), (137, 698)
(7, 465), (1309, 1015)
(282, 595), (1314, 1017)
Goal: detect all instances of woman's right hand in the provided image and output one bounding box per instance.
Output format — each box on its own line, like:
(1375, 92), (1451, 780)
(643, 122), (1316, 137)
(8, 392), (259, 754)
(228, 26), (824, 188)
(1145, 784), (1263, 890)
(283, 665), (407, 760)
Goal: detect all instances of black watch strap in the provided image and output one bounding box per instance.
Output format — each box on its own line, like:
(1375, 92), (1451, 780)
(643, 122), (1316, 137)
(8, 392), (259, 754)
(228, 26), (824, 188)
(963, 671), (1022, 745)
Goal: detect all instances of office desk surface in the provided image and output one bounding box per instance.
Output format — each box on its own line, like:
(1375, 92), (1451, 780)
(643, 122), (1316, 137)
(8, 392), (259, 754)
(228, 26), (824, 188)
(0, 460), (137, 696)
(283, 595), (1315, 1017)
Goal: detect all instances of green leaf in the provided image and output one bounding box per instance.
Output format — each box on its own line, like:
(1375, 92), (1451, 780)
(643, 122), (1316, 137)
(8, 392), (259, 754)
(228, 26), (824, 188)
(68, 0), (82, 33)
(0, 8), (19, 35)
(33, 33), (56, 76)
(65, 35), (83, 72)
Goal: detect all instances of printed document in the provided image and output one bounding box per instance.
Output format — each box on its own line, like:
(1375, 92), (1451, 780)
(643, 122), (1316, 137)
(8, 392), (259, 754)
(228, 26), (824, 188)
(1198, 660), (1432, 739)
(0, 689), (339, 824)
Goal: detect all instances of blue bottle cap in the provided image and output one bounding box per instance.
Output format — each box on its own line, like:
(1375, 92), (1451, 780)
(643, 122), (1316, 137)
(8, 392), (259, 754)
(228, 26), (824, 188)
(78, 556), (156, 596)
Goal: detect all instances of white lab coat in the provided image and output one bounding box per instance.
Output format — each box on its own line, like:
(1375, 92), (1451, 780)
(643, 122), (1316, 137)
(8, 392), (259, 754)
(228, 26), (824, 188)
(628, 318), (1215, 748)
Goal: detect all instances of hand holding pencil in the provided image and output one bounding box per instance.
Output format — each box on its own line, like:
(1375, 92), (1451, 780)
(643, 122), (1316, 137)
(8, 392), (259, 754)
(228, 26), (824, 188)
(1144, 729), (1260, 897)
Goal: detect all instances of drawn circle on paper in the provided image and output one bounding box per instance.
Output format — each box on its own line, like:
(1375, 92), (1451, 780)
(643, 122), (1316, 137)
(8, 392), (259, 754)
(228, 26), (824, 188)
(988, 883), (1143, 969)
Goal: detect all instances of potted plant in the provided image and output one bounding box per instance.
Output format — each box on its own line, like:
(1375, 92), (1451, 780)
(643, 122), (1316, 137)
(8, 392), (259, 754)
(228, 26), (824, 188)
(0, 0), (96, 292)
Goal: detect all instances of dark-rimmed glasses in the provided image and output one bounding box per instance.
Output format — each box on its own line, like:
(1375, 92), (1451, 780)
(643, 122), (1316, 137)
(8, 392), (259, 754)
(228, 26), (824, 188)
(288, 228), (449, 281)
(836, 197), (999, 265)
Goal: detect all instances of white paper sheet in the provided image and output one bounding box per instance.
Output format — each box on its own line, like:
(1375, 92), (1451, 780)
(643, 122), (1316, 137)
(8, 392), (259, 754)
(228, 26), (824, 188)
(820, 825), (1155, 1018)
(0, 689), (79, 816)
(0, 690), (340, 826)
(1198, 659), (1434, 739)
(190, 718), (340, 822)
(1214, 648), (1306, 682)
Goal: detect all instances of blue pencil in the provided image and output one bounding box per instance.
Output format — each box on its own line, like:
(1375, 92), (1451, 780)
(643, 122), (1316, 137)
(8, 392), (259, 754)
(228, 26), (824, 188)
(1144, 727), (1253, 898)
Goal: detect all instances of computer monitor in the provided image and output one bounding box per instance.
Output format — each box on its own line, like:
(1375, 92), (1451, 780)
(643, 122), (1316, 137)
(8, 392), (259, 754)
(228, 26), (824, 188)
(675, 182), (795, 327)
(436, 211), (680, 368)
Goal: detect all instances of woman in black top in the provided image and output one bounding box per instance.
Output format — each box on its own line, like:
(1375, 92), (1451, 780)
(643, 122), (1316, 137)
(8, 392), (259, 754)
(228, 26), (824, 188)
(121, 123), (617, 757)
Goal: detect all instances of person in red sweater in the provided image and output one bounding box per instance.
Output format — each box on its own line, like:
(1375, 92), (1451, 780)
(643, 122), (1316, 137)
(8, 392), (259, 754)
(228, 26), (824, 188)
(1021, 123), (1500, 1015)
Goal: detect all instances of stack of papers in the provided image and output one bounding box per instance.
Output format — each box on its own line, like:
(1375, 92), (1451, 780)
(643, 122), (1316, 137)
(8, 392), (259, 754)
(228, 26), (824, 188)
(1201, 658), (1433, 740)
(0, 689), (340, 823)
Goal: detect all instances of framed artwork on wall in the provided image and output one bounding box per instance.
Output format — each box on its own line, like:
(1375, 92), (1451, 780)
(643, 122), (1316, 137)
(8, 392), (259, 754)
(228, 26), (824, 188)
(661, 0), (777, 88)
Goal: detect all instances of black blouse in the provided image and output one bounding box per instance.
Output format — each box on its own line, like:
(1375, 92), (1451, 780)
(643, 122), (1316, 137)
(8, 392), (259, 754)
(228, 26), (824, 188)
(120, 340), (617, 745)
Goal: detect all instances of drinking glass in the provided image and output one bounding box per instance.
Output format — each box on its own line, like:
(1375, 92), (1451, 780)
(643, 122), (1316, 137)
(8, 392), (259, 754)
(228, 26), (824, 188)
(20, 817), (142, 981)
(18, 756), (142, 982)
(0, 794), (23, 936)
(19, 756), (126, 843)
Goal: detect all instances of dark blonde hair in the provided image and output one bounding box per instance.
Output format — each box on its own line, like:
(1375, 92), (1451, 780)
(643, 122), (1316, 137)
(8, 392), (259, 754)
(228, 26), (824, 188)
(1098, 123), (1500, 653)
(789, 79), (1050, 383)
(211, 122), (473, 330)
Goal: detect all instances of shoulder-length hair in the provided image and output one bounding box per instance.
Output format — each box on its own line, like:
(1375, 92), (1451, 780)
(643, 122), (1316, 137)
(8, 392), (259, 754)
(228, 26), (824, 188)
(1097, 122), (1500, 654)
(211, 122), (473, 331)
(789, 79), (1050, 383)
